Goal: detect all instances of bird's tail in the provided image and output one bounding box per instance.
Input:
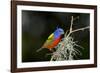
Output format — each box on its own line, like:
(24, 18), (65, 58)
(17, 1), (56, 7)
(36, 48), (43, 52)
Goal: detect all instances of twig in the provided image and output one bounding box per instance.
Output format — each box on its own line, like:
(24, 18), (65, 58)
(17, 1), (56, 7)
(73, 16), (79, 21)
(65, 16), (73, 36)
(70, 16), (73, 32)
(66, 26), (90, 37)
(65, 16), (79, 36)
(65, 16), (89, 37)
(71, 26), (89, 33)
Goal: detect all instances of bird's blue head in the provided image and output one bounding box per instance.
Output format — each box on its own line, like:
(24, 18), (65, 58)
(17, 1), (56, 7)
(54, 27), (64, 39)
(54, 27), (64, 36)
(56, 28), (64, 34)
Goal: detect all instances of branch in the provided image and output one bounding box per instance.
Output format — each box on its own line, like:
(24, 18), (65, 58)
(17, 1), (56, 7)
(65, 16), (73, 36)
(70, 16), (73, 32)
(65, 16), (89, 37)
(50, 16), (90, 61)
(71, 26), (90, 33)
(73, 16), (79, 21)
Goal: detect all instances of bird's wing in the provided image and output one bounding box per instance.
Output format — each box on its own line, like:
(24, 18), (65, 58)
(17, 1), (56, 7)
(48, 33), (54, 40)
(42, 33), (54, 48)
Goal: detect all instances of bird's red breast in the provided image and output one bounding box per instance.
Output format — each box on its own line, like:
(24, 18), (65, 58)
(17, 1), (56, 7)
(46, 36), (62, 50)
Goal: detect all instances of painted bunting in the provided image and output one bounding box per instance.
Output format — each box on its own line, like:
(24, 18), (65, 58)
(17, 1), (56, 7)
(36, 27), (64, 52)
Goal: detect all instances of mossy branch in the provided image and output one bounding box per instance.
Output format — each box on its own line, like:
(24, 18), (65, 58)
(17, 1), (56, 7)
(50, 16), (90, 61)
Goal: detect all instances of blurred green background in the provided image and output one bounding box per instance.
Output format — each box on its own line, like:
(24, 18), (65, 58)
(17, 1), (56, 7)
(22, 10), (90, 62)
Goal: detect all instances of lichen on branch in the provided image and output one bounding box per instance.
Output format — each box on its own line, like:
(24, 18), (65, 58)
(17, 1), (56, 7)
(50, 16), (89, 61)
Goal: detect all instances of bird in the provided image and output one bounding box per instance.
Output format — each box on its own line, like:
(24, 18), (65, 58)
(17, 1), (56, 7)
(36, 27), (64, 52)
